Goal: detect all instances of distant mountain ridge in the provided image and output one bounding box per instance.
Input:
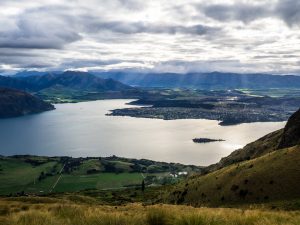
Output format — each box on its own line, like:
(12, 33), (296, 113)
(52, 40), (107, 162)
(6, 70), (300, 90)
(94, 71), (300, 89)
(0, 88), (54, 118)
(13, 70), (50, 77)
(17, 71), (133, 92)
(0, 71), (133, 92)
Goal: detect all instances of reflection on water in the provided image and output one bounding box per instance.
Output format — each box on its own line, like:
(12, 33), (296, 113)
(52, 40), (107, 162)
(0, 100), (285, 166)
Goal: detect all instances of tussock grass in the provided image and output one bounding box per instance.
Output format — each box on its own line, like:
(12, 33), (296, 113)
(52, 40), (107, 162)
(0, 198), (300, 225)
(175, 214), (220, 225)
(10, 211), (59, 225)
(146, 208), (171, 225)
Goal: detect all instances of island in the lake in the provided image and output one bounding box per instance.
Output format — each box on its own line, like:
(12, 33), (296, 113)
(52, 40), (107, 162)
(193, 138), (225, 143)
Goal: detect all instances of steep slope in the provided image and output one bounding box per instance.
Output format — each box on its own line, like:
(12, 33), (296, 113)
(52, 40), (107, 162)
(278, 109), (300, 149)
(207, 129), (284, 171)
(170, 108), (300, 206)
(18, 71), (133, 92)
(170, 145), (300, 206)
(207, 108), (300, 172)
(0, 88), (55, 118)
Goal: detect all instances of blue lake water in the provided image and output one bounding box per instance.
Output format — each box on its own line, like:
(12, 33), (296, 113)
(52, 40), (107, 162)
(0, 100), (285, 165)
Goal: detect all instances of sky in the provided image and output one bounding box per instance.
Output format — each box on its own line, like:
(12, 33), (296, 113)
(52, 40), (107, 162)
(1, 0), (300, 75)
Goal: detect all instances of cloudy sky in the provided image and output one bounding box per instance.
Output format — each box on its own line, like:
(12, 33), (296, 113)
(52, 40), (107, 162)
(1, 0), (300, 75)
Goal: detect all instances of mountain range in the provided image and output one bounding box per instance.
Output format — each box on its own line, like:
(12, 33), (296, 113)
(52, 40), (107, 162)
(4, 70), (300, 90)
(94, 71), (300, 89)
(0, 71), (133, 92)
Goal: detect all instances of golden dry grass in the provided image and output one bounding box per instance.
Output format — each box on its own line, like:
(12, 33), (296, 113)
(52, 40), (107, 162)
(1, 198), (300, 225)
(170, 145), (300, 206)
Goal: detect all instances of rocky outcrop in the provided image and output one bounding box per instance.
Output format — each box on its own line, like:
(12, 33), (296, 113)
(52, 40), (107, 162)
(278, 108), (300, 149)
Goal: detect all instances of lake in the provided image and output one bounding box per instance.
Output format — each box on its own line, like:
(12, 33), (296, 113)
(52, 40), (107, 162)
(0, 100), (285, 166)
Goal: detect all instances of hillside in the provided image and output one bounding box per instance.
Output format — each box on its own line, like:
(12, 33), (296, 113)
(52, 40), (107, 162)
(0, 88), (54, 118)
(95, 71), (300, 89)
(169, 108), (300, 206)
(278, 109), (300, 149)
(207, 129), (284, 171)
(208, 108), (300, 171)
(170, 145), (300, 206)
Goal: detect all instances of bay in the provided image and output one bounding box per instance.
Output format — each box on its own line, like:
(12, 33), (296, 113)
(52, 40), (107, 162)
(0, 100), (285, 166)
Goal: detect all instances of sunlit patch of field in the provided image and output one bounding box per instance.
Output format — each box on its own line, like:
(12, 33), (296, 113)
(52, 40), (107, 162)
(0, 198), (300, 225)
(238, 88), (300, 98)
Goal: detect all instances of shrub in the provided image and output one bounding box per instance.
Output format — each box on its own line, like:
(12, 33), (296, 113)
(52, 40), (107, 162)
(239, 189), (248, 198)
(0, 205), (10, 216)
(231, 185), (239, 192)
(146, 208), (170, 225)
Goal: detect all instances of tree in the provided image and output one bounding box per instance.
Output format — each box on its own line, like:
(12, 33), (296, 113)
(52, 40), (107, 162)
(141, 179), (145, 192)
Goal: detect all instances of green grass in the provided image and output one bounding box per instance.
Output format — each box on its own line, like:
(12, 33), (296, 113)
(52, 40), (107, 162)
(0, 158), (143, 194)
(0, 158), (58, 195)
(110, 161), (134, 171)
(238, 88), (300, 97)
(53, 173), (143, 192)
(0, 155), (199, 196)
(24, 175), (60, 194)
(0, 158), (143, 195)
(73, 159), (103, 175)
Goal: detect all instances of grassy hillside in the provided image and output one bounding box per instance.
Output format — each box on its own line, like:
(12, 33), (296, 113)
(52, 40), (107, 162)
(170, 144), (300, 207)
(207, 129), (284, 172)
(206, 108), (299, 172)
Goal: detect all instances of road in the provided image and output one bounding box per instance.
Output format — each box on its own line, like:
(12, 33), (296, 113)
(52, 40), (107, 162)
(49, 164), (65, 193)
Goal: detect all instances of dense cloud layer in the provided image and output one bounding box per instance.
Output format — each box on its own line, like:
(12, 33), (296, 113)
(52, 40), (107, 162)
(200, 0), (300, 26)
(0, 0), (300, 74)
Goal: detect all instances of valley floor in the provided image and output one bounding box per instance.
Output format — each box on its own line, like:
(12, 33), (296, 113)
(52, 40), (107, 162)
(0, 197), (300, 225)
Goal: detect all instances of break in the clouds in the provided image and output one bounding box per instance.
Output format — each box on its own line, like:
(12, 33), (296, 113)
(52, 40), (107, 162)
(0, 0), (300, 74)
